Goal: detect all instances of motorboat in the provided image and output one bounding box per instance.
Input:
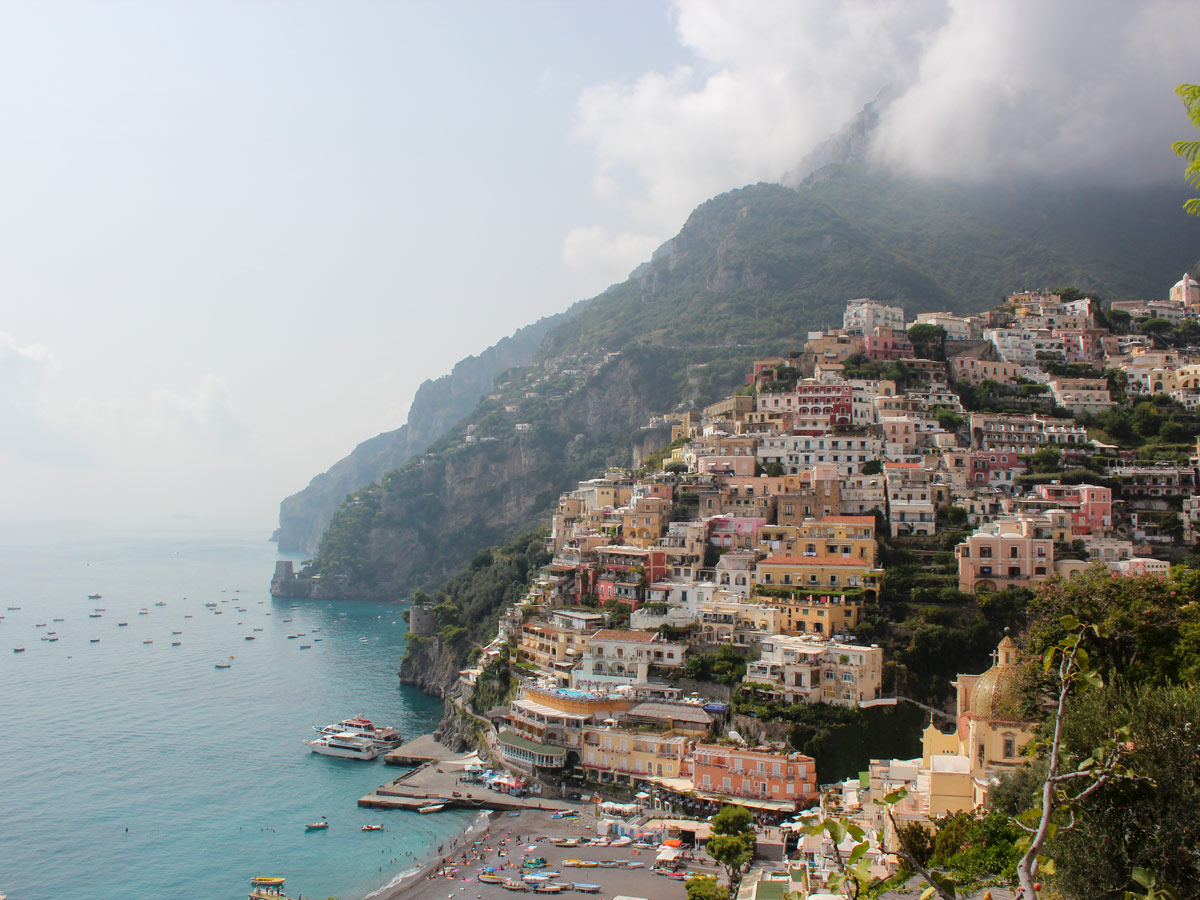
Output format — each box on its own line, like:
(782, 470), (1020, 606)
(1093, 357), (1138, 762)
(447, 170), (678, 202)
(6, 606), (21, 610)
(12, 647), (24, 653)
(521, 874), (549, 885)
(204, 602), (217, 608)
(143, 640), (153, 645)
(245, 635), (256, 641)
(53, 617), (65, 622)
(305, 819), (329, 830)
(313, 715), (402, 749)
(35, 623), (46, 628)
(214, 661), (232, 669)
(44, 636), (60, 643)
(118, 622), (129, 627)
(89, 613), (102, 618)
(155, 601), (166, 607)
(571, 884), (600, 893)
(88, 594), (101, 600)
(417, 803), (445, 814)
(90, 639), (101, 643)
(248, 876), (294, 900)
(287, 634), (298, 639)
(172, 631), (182, 635)
(300, 644), (311, 649)
(598, 860), (618, 868)
(171, 641), (182, 646)
(361, 824), (384, 831)
(302, 732), (379, 761)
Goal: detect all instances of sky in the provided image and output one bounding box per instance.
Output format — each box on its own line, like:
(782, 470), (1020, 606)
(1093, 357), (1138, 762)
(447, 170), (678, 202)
(1, 0), (1197, 531)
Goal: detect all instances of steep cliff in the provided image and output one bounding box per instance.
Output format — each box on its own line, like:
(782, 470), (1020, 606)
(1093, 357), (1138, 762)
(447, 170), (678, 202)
(287, 173), (1200, 600)
(274, 306), (581, 553)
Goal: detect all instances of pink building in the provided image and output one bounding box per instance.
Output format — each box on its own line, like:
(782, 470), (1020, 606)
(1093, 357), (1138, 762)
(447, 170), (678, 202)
(1032, 483), (1112, 534)
(757, 383), (852, 428)
(691, 744), (818, 807)
(862, 326), (914, 361)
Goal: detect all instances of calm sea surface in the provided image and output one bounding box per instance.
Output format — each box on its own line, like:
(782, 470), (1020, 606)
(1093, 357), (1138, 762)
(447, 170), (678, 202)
(0, 523), (475, 900)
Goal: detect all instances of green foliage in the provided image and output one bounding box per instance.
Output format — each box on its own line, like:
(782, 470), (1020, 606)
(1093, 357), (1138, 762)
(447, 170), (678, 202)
(1049, 685), (1200, 899)
(684, 644), (750, 685)
(898, 822), (935, 868)
(908, 323), (948, 360)
(1172, 84), (1200, 216)
(684, 874), (728, 900)
(707, 808), (756, 891)
(929, 810), (1024, 883)
(763, 702), (924, 782)
(711, 804), (755, 836)
(1023, 563), (1200, 695)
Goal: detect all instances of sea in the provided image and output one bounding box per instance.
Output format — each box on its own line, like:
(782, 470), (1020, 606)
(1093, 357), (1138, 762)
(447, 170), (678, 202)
(0, 521), (478, 900)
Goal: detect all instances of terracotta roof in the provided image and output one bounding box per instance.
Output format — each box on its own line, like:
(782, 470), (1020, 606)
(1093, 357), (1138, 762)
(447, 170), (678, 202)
(591, 629), (656, 642)
(759, 556), (870, 567)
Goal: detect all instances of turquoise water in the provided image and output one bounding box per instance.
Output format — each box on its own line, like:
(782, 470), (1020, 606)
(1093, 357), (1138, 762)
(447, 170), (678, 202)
(0, 523), (476, 900)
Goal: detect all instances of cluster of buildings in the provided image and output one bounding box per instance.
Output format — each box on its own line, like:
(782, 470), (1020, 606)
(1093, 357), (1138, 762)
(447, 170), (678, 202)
(436, 276), (1200, 831)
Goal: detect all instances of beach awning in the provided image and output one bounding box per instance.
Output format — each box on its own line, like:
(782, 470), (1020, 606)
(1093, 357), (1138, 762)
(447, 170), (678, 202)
(663, 839), (683, 848)
(655, 846), (682, 862)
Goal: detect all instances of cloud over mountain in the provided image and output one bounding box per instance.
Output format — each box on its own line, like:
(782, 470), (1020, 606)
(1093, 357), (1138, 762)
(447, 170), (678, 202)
(567, 0), (1198, 284)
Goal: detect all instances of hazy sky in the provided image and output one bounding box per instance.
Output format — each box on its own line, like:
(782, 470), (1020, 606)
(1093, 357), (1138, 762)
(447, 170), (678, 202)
(2, 0), (1197, 530)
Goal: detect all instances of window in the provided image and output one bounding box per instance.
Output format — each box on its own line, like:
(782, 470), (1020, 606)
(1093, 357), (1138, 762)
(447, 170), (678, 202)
(1003, 734), (1016, 758)
(1010, 547), (1019, 559)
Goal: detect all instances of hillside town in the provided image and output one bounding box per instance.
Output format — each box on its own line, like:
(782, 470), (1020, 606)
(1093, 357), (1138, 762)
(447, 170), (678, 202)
(408, 275), (1200, 896)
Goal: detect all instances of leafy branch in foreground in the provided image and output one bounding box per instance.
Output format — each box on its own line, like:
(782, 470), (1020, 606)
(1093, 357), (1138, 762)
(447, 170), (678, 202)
(1013, 616), (1148, 898)
(1173, 83), (1200, 216)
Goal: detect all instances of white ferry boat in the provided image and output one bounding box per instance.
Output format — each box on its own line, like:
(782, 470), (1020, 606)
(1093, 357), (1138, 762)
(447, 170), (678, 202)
(312, 715), (402, 749)
(302, 732), (379, 760)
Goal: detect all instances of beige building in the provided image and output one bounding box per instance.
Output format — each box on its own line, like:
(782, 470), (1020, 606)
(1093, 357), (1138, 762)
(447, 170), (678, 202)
(746, 634), (883, 706)
(955, 515), (1060, 594)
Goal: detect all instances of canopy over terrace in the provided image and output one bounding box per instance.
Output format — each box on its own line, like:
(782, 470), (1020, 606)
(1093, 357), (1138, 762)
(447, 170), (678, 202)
(644, 775), (800, 814)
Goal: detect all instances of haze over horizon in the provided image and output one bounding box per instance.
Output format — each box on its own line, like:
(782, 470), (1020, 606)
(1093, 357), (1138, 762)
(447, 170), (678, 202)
(2, 0), (1197, 530)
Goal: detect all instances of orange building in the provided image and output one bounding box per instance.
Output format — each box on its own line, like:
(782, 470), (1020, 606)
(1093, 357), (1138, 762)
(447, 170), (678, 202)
(691, 744), (818, 807)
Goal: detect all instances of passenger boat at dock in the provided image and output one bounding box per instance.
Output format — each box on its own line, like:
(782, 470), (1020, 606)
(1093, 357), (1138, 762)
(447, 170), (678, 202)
(302, 732), (379, 760)
(417, 803), (445, 814)
(313, 715), (402, 749)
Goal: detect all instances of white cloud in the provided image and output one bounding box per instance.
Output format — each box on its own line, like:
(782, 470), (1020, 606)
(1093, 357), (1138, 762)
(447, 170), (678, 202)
(150, 374), (248, 450)
(562, 225), (664, 290)
(565, 0), (1199, 284)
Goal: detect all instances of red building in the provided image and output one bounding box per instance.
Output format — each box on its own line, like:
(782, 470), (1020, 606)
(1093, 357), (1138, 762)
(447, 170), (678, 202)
(691, 744), (818, 808)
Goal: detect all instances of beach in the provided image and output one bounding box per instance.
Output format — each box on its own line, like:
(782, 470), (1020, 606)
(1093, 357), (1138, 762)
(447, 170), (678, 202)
(370, 807), (695, 900)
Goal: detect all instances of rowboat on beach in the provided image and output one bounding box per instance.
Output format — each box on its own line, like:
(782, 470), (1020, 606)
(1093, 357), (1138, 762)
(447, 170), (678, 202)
(478, 873), (503, 884)
(533, 884), (564, 893)
(501, 878), (529, 891)
(571, 884), (601, 893)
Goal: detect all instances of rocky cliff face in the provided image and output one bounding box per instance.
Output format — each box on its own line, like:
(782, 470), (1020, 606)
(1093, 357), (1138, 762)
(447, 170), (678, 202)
(275, 307), (579, 553)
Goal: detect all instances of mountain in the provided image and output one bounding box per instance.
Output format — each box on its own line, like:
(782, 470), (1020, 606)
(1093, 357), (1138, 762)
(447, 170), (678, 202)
(274, 306), (581, 553)
(273, 165), (1200, 601)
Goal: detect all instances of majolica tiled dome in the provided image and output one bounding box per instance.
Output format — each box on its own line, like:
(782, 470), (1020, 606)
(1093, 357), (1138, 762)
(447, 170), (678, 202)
(969, 635), (1023, 721)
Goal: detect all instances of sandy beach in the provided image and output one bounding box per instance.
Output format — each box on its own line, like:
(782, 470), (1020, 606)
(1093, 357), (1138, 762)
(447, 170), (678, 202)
(369, 807), (695, 900)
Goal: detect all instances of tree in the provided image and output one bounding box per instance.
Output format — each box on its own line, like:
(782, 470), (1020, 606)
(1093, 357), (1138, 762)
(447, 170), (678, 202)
(862, 459), (883, 475)
(1013, 618), (1141, 898)
(1172, 83), (1200, 216)
(1029, 446), (1063, 474)
(908, 323), (948, 360)
(685, 874), (729, 900)
(706, 805), (756, 892)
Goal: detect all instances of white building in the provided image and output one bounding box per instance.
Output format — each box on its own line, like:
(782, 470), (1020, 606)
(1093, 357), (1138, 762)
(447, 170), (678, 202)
(844, 299), (906, 336)
(746, 634), (884, 706)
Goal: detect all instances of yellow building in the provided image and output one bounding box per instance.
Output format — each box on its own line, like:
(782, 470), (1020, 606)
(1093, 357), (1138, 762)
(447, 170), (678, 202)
(758, 592), (866, 636)
(753, 555), (883, 596)
(580, 724), (691, 785)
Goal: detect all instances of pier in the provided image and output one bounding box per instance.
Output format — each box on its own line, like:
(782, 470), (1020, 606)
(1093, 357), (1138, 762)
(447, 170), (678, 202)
(360, 733), (584, 814)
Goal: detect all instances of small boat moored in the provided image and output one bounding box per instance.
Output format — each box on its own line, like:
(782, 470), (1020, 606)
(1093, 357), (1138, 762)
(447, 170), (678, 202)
(361, 824), (384, 831)
(302, 732), (379, 761)
(417, 803), (445, 814)
(305, 818), (329, 830)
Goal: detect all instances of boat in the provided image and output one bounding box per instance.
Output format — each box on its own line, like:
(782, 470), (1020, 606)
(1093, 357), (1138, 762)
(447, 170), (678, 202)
(313, 715), (402, 749)
(12, 647), (24, 653)
(248, 876), (294, 900)
(533, 884), (564, 894)
(523, 857), (548, 869)
(118, 622), (128, 627)
(598, 860), (618, 868)
(6, 606), (20, 611)
(171, 641), (182, 646)
(245, 635), (256, 641)
(522, 874), (549, 885)
(87, 594), (101, 600)
(287, 634), (298, 639)
(53, 617), (65, 622)
(172, 631), (182, 635)
(35, 623), (46, 628)
(501, 879), (529, 892)
(571, 884), (601, 893)
(93, 607), (106, 611)
(417, 803), (445, 814)
(204, 602), (217, 608)
(45, 636), (59, 642)
(302, 732), (379, 761)
(88, 613), (102, 618)
(623, 862), (645, 869)
(90, 639), (100, 643)
(553, 838), (579, 848)
(478, 873), (504, 885)
(305, 818), (329, 830)
(138, 610), (149, 615)
(253, 627), (263, 631)
(313, 637), (323, 642)
(300, 644), (311, 649)
(361, 824), (384, 831)
(574, 861), (598, 868)
(214, 661), (232, 669)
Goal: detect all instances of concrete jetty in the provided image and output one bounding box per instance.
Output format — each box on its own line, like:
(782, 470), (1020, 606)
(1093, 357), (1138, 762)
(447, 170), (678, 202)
(360, 733), (582, 814)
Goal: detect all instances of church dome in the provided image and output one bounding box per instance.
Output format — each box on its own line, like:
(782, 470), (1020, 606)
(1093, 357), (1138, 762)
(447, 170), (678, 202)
(968, 635), (1024, 721)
